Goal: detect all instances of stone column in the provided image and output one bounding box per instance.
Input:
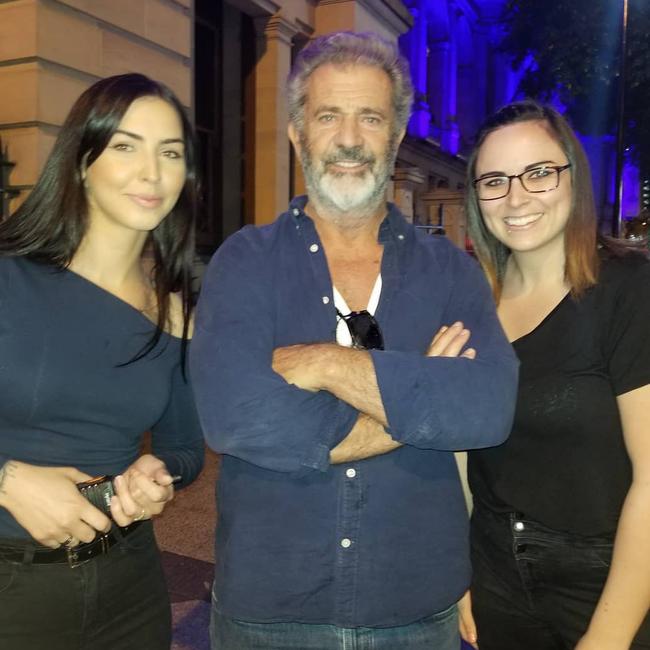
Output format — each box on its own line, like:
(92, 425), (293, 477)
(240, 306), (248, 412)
(403, 5), (431, 138)
(427, 39), (448, 142)
(253, 15), (297, 225)
(421, 188), (466, 249)
(393, 166), (426, 223)
(0, 0), (191, 213)
(441, 3), (459, 154)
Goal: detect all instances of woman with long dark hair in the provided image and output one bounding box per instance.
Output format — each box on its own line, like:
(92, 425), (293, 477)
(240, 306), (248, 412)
(0, 73), (204, 650)
(459, 100), (650, 649)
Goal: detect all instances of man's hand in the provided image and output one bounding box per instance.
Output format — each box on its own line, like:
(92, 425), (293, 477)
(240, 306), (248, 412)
(110, 454), (175, 526)
(330, 414), (399, 464)
(427, 322), (476, 359)
(0, 460), (111, 548)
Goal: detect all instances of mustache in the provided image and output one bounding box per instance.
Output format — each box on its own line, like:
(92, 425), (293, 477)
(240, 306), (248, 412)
(323, 146), (376, 166)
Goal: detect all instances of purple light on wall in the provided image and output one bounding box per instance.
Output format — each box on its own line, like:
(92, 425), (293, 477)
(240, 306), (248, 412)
(622, 154), (640, 218)
(401, 3), (431, 139)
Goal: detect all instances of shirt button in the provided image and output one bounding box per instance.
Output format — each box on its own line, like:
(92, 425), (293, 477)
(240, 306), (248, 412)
(513, 521), (525, 532)
(292, 208), (300, 216)
(340, 538), (352, 548)
(397, 234), (405, 240)
(309, 243), (319, 253)
(322, 296), (330, 305)
(346, 468), (356, 478)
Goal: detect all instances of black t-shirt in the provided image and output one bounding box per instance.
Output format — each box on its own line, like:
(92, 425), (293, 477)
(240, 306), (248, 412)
(469, 252), (650, 537)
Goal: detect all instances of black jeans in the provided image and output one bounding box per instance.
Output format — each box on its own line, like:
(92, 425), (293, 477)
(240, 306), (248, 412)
(0, 521), (171, 650)
(470, 506), (650, 650)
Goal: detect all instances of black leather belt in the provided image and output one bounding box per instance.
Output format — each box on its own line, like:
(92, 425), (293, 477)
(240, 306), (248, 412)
(0, 521), (143, 568)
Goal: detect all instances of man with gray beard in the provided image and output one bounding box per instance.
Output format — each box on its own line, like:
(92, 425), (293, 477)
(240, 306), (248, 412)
(191, 31), (518, 650)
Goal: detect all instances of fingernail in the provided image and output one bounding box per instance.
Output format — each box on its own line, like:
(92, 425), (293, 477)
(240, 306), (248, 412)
(452, 321), (462, 329)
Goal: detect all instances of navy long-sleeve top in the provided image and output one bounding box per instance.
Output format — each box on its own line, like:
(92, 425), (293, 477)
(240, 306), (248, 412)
(191, 196), (518, 628)
(0, 256), (204, 540)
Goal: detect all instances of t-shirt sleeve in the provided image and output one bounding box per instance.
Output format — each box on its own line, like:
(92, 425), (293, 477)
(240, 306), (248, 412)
(605, 257), (650, 395)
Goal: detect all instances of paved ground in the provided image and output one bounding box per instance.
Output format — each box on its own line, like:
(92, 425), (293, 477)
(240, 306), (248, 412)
(154, 447), (218, 650)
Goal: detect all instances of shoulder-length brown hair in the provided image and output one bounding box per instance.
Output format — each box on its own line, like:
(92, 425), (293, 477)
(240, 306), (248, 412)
(465, 100), (599, 302)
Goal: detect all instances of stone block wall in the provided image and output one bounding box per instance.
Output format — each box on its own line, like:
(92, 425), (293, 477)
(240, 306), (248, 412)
(0, 0), (191, 210)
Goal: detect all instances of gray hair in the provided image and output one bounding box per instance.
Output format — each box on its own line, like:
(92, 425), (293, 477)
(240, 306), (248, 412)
(287, 31), (413, 135)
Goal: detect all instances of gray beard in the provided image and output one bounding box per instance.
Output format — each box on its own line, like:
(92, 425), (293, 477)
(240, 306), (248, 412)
(300, 137), (398, 228)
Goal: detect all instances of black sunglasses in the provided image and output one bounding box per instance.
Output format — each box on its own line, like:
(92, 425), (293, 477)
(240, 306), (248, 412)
(336, 308), (384, 350)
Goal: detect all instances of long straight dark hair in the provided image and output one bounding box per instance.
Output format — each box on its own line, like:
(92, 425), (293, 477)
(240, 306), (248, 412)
(0, 73), (198, 361)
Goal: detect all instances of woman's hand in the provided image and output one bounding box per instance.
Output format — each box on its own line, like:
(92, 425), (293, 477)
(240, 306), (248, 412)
(0, 460), (111, 548)
(110, 454), (175, 526)
(458, 590), (479, 648)
(427, 322), (476, 359)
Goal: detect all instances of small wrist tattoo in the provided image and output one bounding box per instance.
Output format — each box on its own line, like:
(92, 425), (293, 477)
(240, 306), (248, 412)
(0, 460), (17, 495)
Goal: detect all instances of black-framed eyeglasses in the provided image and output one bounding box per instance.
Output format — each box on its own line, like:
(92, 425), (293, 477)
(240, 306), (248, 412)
(336, 308), (384, 350)
(473, 163), (571, 201)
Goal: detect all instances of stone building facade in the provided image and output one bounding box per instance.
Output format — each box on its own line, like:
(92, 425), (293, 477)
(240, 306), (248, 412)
(0, 0), (191, 212)
(0, 0), (520, 252)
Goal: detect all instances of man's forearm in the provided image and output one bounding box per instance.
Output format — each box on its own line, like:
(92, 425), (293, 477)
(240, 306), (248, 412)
(330, 414), (400, 464)
(272, 343), (388, 425)
(319, 345), (388, 424)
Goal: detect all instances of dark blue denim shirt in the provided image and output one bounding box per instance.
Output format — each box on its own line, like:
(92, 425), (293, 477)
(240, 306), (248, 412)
(191, 196), (518, 628)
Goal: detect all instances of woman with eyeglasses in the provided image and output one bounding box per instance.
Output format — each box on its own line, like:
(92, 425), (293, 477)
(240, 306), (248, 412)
(458, 100), (650, 649)
(0, 73), (204, 649)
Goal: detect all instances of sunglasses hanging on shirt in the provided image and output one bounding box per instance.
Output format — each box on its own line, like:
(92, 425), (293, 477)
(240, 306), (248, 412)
(336, 308), (384, 351)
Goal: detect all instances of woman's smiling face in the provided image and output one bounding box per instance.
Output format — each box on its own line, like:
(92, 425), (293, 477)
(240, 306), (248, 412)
(475, 120), (573, 257)
(83, 96), (187, 237)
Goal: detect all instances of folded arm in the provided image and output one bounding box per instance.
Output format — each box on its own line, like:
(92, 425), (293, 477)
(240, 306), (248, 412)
(276, 324), (477, 463)
(275, 254), (517, 452)
(190, 231), (358, 475)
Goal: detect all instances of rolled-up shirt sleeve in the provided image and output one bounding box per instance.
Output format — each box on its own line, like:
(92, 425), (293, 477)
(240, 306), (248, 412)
(371, 246), (519, 451)
(190, 228), (358, 474)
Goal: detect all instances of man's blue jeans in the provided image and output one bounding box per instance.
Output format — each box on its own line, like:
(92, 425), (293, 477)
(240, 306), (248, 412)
(210, 595), (459, 650)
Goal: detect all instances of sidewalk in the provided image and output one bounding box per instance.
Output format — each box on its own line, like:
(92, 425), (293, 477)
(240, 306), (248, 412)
(154, 447), (218, 650)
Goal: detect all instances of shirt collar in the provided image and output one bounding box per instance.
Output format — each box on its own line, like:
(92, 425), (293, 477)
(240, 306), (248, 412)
(287, 195), (409, 245)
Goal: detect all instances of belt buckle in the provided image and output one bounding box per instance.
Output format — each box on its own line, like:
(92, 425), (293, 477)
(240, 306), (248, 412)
(65, 534), (110, 568)
(66, 546), (85, 568)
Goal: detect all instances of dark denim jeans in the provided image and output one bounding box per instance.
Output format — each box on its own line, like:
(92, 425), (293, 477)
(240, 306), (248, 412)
(0, 521), (170, 650)
(470, 506), (650, 650)
(210, 591), (460, 650)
